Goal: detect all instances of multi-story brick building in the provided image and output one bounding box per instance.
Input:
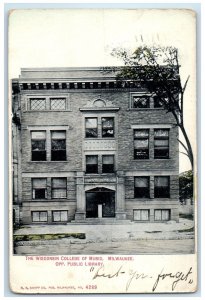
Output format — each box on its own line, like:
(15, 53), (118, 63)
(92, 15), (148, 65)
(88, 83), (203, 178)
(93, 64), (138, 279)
(12, 67), (179, 225)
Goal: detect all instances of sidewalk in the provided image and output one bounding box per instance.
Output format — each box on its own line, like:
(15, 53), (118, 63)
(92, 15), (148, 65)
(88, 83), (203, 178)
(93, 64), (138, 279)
(14, 218), (194, 242)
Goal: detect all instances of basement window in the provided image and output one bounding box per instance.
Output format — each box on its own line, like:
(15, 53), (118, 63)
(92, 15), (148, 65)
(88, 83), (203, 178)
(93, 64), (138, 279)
(52, 211), (68, 222)
(51, 178), (67, 199)
(31, 131), (46, 161)
(154, 209), (170, 221)
(154, 176), (170, 198)
(32, 178), (47, 199)
(51, 131), (66, 161)
(32, 211), (48, 222)
(134, 177), (150, 198)
(133, 209), (150, 221)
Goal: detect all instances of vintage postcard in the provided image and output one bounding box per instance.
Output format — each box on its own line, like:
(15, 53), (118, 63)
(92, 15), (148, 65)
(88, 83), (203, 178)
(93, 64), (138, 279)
(9, 8), (197, 294)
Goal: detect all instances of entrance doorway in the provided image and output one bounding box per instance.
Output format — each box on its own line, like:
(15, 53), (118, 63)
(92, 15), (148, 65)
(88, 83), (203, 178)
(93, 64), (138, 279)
(86, 187), (115, 218)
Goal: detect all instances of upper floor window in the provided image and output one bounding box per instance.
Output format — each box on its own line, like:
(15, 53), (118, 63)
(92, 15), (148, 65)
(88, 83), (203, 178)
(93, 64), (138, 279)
(32, 178), (47, 199)
(134, 176), (150, 198)
(51, 178), (67, 199)
(85, 118), (98, 138)
(102, 117), (114, 137)
(85, 117), (115, 138)
(102, 155), (114, 173)
(51, 131), (66, 161)
(30, 98), (46, 110)
(31, 131), (46, 161)
(154, 176), (170, 198)
(86, 155), (98, 174)
(132, 95), (150, 108)
(154, 129), (169, 159)
(50, 98), (66, 110)
(134, 129), (149, 159)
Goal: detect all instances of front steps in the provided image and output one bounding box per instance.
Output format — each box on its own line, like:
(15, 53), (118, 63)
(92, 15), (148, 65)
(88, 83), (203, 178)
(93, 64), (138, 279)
(71, 218), (131, 225)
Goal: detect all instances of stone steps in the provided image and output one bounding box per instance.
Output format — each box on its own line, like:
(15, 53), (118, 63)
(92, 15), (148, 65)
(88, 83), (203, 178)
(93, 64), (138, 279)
(71, 218), (132, 225)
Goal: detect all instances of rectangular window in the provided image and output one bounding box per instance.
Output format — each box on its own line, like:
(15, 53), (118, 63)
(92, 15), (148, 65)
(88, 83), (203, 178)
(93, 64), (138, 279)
(154, 176), (170, 198)
(102, 155), (114, 173)
(134, 129), (149, 159)
(31, 131), (46, 161)
(32, 211), (48, 222)
(86, 155), (98, 174)
(154, 209), (170, 221)
(32, 178), (47, 199)
(132, 95), (150, 108)
(102, 117), (114, 137)
(52, 210), (68, 222)
(51, 178), (67, 199)
(134, 209), (150, 221)
(30, 98), (46, 110)
(50, 98), (66, 110)
(154, 129), (169, 159)
(51, 131), (66, 161)
(85, 118), (98, 138)
(134, 177), (150, 198)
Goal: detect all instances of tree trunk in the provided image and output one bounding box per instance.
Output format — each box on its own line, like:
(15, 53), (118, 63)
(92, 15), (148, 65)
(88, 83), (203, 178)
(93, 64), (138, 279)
(179, 125), (194, 170)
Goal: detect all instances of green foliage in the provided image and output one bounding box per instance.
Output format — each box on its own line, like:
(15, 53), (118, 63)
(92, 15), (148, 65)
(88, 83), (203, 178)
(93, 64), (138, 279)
(13, 233), (86, 242)
(179, 170), (193, 204)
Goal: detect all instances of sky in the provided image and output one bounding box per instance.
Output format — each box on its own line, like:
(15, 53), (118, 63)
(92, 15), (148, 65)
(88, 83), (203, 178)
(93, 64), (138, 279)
(8, 9), (196, 172)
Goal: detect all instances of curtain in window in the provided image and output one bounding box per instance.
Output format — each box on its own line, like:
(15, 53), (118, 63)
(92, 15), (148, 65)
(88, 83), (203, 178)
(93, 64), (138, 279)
(154, 129), (169, 137)
(85, 118), (97, 128)
(154, 210), (162, 221)
(134, 129), (149, 138)
(51, 131), (66, 139)
(86, 156), (98, 164)
(32, 178), (46, 188)
(102, 155), (114, 164)
(31, 131), (46, 139)
(155, 176), (169, 187)
(135, 177), (149, 187)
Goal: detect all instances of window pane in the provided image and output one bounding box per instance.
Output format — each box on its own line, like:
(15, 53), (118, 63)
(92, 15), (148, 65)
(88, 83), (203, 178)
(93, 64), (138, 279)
(32, 212), (39, 222)
(86, 156), (98, 164)
(52, 178), (67, 188)
(134, 139), (149, 148)
(162, 210), (170, 221)
(53, 211), (60, 222)
(154, 140), (169, 147)
(32, 140), (45, 151)
(50, 98), (66, 110)
(135, 177), (149, 187)
(85, 118), (97, 128)
(51, 131), (66, 139)
(134, 130), (149, 138)
(154, 129), (169, 137)
(133, 210), (141, 221)
(60, 211), (68, 221)
(154, 210), (162, 221)
(102, 117), (114, 137)
(155, 176), (169, 187)
(40, 211), (47, 221)
(52, 189), (67, 198)
(133, 96), (149, 108)
(141, 210), (149, 221)
(31, 131), (46, 139)
(30, 98), (46, 110)
(102, 155), (114, 164)
(32, 178), (46, 188)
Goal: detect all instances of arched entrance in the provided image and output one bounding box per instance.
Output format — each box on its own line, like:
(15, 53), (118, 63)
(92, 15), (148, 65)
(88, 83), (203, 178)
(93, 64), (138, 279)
(86, 187), (115, 218)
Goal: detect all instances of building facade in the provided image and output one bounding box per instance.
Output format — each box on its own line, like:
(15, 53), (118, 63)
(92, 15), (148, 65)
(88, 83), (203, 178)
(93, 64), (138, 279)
(12, 67), (179, 225)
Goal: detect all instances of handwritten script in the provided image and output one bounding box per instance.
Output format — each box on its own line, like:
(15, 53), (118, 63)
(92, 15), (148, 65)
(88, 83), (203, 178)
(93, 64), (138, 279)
(90, 265), (194, 292)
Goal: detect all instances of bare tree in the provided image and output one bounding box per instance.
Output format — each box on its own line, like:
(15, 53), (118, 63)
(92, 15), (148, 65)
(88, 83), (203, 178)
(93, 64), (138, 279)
(104, 46), (193, 169)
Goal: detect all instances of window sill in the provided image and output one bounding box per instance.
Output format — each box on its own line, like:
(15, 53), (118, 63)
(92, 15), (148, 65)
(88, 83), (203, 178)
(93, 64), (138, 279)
(24, 110), (72, 112)
(127, 108), (164, 111)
